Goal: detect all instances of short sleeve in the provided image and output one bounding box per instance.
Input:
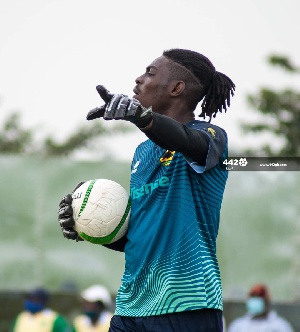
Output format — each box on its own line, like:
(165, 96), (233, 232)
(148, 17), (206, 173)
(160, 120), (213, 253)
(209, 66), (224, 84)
(185, 122), (227, 173)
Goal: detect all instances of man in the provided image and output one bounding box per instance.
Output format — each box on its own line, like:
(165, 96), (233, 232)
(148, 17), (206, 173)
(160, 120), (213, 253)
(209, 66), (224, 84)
(227, 284), (294, 332)
(58, 48), (235, 331)
(11, 287), (71, 332)
(72, 285), (113, 332)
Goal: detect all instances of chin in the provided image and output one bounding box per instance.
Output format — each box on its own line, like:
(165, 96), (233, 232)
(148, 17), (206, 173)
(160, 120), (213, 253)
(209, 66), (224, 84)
(135, 97), (149, 108)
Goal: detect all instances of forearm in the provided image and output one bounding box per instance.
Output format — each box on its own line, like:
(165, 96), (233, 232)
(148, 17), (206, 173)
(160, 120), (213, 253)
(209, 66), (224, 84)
(103, 235), (127, 252)
(142, 113), (209, 165)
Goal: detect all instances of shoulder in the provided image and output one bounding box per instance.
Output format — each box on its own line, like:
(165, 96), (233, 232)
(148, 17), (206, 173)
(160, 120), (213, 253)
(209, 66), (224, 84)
(269, 311), (294, 331)
(135, 138), (150, 150)
(187, 120), (227, 144)
(99, 310), (113, 324)
(133, 138), (151, 157)
(43, 308), (58, 315)
(228, 315), (251, 332)
(73, 314), (89, 326)
(186, 120), (226, 133)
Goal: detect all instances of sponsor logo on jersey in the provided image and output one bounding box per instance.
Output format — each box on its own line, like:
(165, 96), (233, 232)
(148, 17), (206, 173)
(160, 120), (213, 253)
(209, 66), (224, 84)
(131, 176), (170, 200)
(159, 150), (175, 166)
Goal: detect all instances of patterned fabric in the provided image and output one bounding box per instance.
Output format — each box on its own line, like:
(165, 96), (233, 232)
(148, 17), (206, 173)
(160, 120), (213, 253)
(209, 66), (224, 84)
(115, 120), (228, 317)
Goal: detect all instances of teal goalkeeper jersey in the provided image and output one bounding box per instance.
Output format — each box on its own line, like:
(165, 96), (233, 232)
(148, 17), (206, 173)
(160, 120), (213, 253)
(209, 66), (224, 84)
(115, 120), (228, 317)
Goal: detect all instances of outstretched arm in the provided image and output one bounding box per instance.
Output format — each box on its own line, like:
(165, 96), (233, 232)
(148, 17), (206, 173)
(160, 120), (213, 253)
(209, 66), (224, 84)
(87, 85), (210, 165)
(141, 113), (209, 165)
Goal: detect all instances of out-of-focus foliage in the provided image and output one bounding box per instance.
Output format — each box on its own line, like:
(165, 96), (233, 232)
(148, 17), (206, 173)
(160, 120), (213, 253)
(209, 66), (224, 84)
(0, 113), (33, 154)
(43, 122), (107, 157)
(0, 112), (132, 157)
(242, 55), (300, 157)
(268, 55), (299, 73)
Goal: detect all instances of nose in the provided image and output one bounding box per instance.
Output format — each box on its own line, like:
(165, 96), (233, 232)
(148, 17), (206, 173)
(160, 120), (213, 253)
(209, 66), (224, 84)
(135, 74), (143, 84)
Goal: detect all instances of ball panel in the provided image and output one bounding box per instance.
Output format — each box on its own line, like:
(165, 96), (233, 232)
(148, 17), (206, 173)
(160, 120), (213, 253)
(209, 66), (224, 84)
(71, 179), (130, 245)
(79, 198), (131, 244)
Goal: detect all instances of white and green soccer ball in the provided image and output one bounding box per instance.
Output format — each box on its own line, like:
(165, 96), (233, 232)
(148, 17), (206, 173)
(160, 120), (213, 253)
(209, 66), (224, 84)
(71, 179), (130, 245)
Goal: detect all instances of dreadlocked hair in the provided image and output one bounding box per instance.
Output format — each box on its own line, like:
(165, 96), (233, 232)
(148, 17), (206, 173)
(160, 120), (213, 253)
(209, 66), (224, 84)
(163, 48), (236, 121)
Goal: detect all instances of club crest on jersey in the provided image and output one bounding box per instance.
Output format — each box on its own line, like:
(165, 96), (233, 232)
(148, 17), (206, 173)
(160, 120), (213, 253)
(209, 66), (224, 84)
(159, 150), (175, 166)
(206, 127), (216, 138)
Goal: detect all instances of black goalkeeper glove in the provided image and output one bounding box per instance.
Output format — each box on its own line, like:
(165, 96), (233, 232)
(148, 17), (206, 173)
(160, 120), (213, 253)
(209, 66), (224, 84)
(58, 182), (84, 242)
(86, 85), (153, 129)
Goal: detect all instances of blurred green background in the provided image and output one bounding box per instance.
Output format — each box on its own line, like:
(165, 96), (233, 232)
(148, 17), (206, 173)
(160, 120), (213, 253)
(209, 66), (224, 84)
(0, 155), (299, 302)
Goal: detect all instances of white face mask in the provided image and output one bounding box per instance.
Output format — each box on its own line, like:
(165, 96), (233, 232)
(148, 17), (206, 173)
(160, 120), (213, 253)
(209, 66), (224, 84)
(246, 297), (266, 316)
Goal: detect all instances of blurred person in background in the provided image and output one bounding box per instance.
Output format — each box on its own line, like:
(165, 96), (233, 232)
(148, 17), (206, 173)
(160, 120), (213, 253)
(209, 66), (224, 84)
(227, 284), (294, 332)
(72, 285), (113, 332)
(10, 287), (71, 332)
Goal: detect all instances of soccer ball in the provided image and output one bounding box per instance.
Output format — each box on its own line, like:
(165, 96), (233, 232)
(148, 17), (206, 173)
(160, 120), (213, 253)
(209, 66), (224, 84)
(71, 179), (130, 245)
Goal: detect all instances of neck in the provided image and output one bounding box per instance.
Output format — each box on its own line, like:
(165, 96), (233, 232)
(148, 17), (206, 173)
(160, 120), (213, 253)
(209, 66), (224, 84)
(253, 311), (269, 319)
(156, 104), (195, 124)
(91, 313), (100, 325)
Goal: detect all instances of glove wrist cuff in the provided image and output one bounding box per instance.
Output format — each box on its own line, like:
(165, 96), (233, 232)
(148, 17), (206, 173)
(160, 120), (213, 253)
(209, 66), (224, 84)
(133, 106), (153, 129)
(139, 119), (153, 131)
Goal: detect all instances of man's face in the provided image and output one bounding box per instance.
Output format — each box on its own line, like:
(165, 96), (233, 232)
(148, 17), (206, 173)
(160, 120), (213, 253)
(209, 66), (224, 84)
(83, 300), (102, 313)
(133, 56), (173, 114)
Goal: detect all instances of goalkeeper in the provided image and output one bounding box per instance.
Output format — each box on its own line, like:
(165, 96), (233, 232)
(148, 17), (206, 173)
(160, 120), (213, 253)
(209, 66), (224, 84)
(58, 48), (235, 332)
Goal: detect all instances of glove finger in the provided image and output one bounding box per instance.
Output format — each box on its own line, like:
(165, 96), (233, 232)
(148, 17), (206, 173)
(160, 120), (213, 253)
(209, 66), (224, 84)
(62, 228), (80, 240)
(114, 96), (130, 119)
(126, 98), (141, 117)
(58, 204), (73, 219)
(72, 182), (85, 193)
(103, 95), (122, 120)
(58, 194), (73, 209)
(96, 85), (114, 103)
(59, 215), (75, 228)
(86, 106), (105, 120)
(59, 216), (75, 228)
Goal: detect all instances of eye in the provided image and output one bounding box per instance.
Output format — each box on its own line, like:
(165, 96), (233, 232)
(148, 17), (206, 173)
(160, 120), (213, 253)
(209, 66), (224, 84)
(146, 67), (155, 76)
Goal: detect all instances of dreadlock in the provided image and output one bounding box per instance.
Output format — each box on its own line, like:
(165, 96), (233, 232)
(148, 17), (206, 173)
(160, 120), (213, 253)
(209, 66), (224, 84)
(163, 48), (236, 121)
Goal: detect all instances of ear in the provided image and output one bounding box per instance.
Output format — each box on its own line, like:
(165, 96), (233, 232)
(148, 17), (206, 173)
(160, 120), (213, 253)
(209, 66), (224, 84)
(170, 81), (185, 97)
